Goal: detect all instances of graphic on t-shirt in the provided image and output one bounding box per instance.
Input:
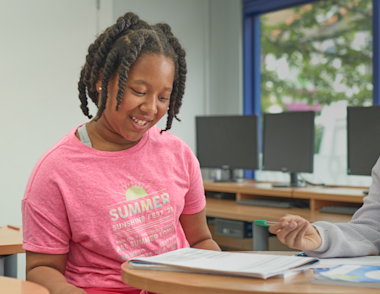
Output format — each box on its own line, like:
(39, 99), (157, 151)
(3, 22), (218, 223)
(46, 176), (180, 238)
(111, 174), (168, 204)
(108, 174), (178, 261)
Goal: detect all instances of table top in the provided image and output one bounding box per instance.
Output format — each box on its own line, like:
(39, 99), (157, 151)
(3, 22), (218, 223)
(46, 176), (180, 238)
(205, 198), (353, 223)
(292, 186), (366, 202)
(0, 277), (49, 294)
(203, 181), (367, 202)
(121, 252), (379, 294)
(0, 225), (24, 255)
(204, 181), (294, 198)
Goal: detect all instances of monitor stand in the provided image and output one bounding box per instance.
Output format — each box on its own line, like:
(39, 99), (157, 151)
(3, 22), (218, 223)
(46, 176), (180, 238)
(272, 172), (305, 188)
(213, 167), (245, 183)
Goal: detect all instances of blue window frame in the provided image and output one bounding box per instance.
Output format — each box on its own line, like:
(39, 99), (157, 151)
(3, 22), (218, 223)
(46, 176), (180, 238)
(243, 0), (380, 178)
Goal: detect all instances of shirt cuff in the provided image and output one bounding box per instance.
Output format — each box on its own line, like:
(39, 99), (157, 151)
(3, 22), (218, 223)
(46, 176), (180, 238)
(305, 224), (329, 253)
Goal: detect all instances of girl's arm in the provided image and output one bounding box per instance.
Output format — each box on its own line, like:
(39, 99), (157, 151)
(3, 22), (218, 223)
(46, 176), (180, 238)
(180, 209), (221, 251)
(26, 251), (86, 294)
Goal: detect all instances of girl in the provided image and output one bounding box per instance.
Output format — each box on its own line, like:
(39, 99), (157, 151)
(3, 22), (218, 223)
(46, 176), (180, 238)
(22, 12), (220, 294)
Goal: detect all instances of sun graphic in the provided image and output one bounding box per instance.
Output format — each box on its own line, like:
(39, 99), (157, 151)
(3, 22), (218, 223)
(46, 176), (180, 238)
(125, 185), (148, 200)
(111, 174), (166, 205)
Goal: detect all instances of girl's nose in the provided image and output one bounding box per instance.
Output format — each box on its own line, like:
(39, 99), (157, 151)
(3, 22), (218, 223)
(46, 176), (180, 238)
(140, 96), (158, 114)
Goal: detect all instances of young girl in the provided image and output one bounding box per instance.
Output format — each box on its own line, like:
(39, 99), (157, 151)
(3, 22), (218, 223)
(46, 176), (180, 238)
(22, 12), (220, 294)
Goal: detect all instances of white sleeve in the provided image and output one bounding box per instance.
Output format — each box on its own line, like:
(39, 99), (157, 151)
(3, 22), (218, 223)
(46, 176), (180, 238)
(303, 157), (380, 258)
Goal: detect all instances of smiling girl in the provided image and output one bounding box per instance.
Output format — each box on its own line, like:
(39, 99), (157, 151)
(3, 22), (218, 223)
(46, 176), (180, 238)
(22, 12), (220, 294)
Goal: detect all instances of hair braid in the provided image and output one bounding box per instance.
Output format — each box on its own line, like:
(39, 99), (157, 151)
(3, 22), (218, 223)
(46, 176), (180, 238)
(89, 13), (140, 90)
(155, 23), (187, 132)
(81, 29), (112, 113)
(79, 31), (111, 117)
(78, 68), (93, 118)
(95, 48), (119, 120)
(115, 32), (147, 110)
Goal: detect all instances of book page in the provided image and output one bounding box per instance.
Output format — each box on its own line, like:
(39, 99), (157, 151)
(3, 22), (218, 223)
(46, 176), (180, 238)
(129, 248), (317, 278)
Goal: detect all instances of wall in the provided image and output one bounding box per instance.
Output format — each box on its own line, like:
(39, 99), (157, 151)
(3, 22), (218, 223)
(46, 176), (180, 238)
(0, 0), (114, 279)
(209, 0), (243, 116)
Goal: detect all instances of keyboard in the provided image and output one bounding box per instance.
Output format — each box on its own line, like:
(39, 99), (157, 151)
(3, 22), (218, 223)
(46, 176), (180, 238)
(236, 199), (309, 209)
(319, 206), (360, 215)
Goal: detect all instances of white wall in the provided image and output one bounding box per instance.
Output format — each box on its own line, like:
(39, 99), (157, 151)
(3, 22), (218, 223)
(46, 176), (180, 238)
(209, 0), (243, 115)
(0, 0), (243, 279)
(0, 0), (114, 279)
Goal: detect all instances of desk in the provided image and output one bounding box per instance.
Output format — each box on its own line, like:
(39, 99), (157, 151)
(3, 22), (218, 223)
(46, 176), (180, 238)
(0, 225), (24, 277)
(0, 276), (49, 294)
(204, 181), (367, 211)
(121, 252), (379, 294)
(204, 181), (365, 251)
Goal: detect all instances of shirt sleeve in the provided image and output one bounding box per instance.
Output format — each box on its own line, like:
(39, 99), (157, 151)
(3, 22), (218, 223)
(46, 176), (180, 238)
(304, 157), (380, 258)
(22, 155), (71, 254)
(181, 147), (206, 215)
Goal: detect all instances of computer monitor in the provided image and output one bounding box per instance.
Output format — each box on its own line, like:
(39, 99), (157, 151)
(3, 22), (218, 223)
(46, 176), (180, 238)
(196, 115), (259, 182)
(347, 106), (380, 176)
(262, 111), (315, 187)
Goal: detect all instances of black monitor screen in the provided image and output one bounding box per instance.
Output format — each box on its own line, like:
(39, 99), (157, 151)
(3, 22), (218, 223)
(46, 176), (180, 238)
(262, 111), (315, 173)
(196, 115), (258, 170)
(347, 106), (380, 176)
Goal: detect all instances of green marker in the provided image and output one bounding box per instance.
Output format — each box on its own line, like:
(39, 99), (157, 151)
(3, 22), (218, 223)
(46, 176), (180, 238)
(254, 220), (277, 227)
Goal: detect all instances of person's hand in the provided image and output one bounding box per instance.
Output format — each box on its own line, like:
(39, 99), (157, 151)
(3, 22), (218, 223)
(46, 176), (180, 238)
(268, 214), (322, 251)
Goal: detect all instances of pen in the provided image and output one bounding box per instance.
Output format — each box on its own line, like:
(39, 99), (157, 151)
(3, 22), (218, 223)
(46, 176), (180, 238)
(253, 220), (277, 227)
(7, 224), (20, 231)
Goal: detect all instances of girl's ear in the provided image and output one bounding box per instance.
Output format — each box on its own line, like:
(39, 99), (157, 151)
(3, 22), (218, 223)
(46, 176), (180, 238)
(95, 68), (104, 93)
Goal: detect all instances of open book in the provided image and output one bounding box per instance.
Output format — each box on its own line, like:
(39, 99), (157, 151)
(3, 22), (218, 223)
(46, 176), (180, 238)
(128, 248), (318, 279)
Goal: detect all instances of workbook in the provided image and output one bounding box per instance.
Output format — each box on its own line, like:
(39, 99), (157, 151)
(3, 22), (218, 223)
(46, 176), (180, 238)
(128, 248), (318, 279)
(312, 265), (380, 289)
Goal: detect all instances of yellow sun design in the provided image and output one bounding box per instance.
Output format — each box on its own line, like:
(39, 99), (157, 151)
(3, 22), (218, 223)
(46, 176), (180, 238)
(109, 174), (167, 207)
(125, 185), (148, 200)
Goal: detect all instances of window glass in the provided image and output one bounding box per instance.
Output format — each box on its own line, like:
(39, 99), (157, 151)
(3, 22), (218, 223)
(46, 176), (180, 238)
(257, 0), (373, 186)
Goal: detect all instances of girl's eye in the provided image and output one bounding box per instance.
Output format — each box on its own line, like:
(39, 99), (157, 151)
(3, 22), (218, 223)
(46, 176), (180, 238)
(159, 97), (170, 102)
(132, 88), (145, 95)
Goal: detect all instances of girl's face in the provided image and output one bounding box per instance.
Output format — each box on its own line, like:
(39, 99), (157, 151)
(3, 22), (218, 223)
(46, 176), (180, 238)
(98, 54), (175, 144)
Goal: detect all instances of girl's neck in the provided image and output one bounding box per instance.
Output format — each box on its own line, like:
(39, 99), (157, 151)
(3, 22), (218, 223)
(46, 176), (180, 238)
(84, 120), (140, 151)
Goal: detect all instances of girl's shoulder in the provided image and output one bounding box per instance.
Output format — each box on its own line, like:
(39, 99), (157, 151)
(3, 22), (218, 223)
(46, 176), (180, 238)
(33, 126), (85, 169)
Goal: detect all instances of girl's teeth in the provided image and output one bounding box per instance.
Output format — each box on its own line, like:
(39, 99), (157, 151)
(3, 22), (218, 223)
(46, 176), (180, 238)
(132, 117), (147, 126)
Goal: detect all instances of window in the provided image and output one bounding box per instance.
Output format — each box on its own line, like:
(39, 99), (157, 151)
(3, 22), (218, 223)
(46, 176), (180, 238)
(244, 0), (377, 186)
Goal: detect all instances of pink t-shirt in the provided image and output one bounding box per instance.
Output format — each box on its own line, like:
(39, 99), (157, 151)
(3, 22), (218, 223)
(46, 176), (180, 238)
(22, 125), (205, 291)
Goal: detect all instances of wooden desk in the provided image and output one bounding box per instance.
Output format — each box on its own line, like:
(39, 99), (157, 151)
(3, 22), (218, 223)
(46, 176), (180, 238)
(204, 181), (294, 199)
(204, 181), (365, 251)
(204, 181), (367, 212)
(0, 276), (49, 294)
(205, 198), (353, 224)
(121, 252), (379, 294)
(293, 186), (366, 211)
(0, 226), (24, 277)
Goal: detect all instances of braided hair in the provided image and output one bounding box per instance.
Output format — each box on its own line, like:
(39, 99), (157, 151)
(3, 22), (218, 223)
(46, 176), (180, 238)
(78, 12), (187, 133)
